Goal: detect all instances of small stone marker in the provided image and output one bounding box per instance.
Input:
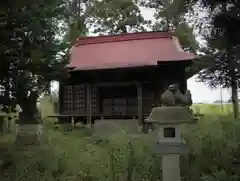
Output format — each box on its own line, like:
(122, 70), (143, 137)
(145, 84), (197, 181)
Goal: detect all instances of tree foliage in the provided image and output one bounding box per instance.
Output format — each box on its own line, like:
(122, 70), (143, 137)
(188, 0), (240, 118)
(198, 45), (240, 88)
(62, 0), (146, 44)
(62, 0), (90, 45)
(140, 0), (199, 53)
(189, 0), (240, 86)
(88, 0), (146, 34)
(0, 0), (68, 122)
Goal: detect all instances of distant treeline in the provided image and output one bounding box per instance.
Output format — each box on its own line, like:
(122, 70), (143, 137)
(195, 100), (234, 104)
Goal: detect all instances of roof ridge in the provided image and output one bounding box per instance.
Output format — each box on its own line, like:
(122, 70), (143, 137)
(74, 31), (173, 47)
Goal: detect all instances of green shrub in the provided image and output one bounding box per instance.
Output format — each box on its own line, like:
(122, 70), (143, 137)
(0, 129), (161, 181)
(1, 116), (240, 181)
(182, 117), (240, 181)
(1, 98), (240, 181)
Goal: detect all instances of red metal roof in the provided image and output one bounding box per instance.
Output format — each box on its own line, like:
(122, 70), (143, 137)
(68, 31), (195, 71)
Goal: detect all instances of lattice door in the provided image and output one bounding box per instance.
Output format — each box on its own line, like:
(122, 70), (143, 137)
(92, 86), (98, 114)
(74, 85), (85, 113)
(63, 85), (73, 113)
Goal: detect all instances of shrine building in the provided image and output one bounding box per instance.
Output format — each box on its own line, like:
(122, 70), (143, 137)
(57, 31), (196, 125)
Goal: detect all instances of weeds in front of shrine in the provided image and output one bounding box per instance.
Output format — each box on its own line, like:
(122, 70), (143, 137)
(0, 101), (240, 181)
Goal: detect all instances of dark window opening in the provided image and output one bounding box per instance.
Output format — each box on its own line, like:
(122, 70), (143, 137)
(163, 127), (176, 138)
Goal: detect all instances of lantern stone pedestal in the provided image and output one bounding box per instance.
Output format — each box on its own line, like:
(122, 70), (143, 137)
(146, 106), (196, 181)
(145, 82), (196, 181)
(145, 78), (196, 181)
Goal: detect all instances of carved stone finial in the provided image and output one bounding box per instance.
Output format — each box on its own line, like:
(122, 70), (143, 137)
(161, 84), (192, 107)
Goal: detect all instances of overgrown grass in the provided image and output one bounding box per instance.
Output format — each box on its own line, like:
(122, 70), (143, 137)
(192, 103), (233, 116)
(1, 99), (240, 181)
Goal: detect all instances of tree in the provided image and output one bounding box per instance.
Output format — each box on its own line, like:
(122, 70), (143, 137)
(63, 0), (90, 45)
(61, 0), (147, 44)
(189, 0), (240, 118)
(139, 0), (203, 81)
(0, 0), (68, 129)
(88, 0), (146, 35)
(140, 0), (199, 53)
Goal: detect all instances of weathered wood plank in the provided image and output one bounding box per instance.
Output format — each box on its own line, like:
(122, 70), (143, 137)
(86, 84), (92, 127)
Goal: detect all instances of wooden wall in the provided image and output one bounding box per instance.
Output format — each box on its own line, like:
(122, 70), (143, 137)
(59, 62), (188, 117)
(60, 83), (156, 116)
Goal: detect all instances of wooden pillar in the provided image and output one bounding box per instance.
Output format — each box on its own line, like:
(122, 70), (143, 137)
(58, 82), (64, 113)
(86, 84), (92, 127)
(137, 82), (143, 125)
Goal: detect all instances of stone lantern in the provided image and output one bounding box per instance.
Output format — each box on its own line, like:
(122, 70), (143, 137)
(145, 84), (197, 181)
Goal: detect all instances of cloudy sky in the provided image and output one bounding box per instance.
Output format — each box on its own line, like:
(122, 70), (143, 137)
(187, 75), (230, 103)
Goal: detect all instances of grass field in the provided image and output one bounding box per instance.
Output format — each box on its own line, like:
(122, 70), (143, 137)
(0, 98), (240, 181)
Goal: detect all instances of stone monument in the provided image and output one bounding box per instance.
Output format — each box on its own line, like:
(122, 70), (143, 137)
(145, 84), (196, 181)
